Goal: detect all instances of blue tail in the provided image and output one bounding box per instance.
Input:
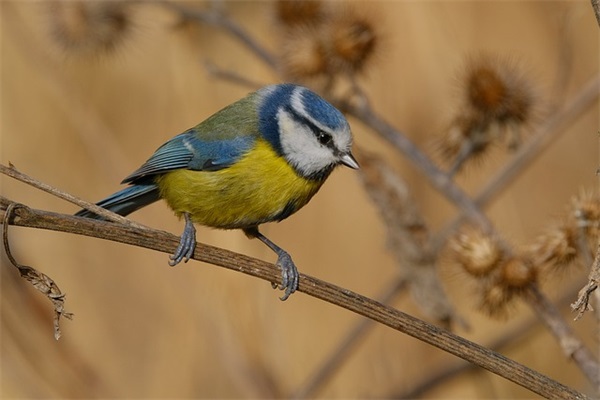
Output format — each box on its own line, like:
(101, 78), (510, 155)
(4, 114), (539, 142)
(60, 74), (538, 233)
(75, 184), (160, 219)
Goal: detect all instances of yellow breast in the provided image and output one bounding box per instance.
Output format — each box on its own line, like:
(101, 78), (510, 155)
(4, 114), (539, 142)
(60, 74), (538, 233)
(155, 139), (325, 229)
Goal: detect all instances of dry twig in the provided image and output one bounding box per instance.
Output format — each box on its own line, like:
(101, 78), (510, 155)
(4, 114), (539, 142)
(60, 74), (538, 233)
(2, 202), (74, 340)
(396, 278), (589, 398)
(291, 278), (407, 399)
(0, 199), (586, 400)
(527, 284), (600, 391)
(572, 240), (600, 320)
(0, 163), (145, 228)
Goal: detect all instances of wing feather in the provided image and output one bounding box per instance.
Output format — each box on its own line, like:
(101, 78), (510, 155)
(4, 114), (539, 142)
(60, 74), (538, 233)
(122, 129), (256, 184)
(122, 93), (260, 184)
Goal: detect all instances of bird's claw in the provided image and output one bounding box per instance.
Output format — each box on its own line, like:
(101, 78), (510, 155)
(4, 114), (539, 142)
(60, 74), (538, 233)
(275, 251), (299, 301)
(169, 236), (195, 266)
(169, 214), (196, 266)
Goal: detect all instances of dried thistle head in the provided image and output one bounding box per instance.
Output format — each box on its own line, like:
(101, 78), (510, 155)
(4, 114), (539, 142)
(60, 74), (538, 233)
(435, 54), (536, 173)
(499, 257), (537, 289)
(277, 3), (379, 82)
(280, 24), (330, 80)
(477, 281), (515, 318)
(274, 0), (325, 27)
(46, 1), (133, 57)
(464, 54), (534, 129)
(326, 11), (378, 74)
(476, 257), (536, 318)
(529, 224), (578, 271)
(448, 228), (504, 278)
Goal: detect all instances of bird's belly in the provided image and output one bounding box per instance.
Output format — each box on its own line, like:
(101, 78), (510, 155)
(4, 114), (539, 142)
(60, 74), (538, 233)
(155, 145), (324, 229)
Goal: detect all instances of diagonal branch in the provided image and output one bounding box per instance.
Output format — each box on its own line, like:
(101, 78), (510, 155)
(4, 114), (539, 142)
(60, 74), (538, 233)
(343, 100), (494, 234)
(291, 278), (407, 399)
(160, 1), (278, 69)
(0, 198), (587, 400)
(526, 284), (600, 391)
(0, 163), (146, 228)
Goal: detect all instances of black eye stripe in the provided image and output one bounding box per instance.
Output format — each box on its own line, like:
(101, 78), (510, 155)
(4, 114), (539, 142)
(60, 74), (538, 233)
(283, 105), (334, 147)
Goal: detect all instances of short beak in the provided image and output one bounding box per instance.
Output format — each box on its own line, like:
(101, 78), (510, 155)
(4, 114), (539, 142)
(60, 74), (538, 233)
(340, 152), (360, 169)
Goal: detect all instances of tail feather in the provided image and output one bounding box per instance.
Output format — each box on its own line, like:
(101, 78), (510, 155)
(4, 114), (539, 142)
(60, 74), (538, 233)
(75, 184), (160, 219)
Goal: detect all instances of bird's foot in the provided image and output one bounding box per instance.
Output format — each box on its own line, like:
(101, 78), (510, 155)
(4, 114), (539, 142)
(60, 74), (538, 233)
(273, 250), (299, 301)
(169, 213), (196, 266)
(243, 227), (299, 300)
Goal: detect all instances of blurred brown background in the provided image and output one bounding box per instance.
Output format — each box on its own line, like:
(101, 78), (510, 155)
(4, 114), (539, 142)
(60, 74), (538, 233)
(1, 1), (598, 398)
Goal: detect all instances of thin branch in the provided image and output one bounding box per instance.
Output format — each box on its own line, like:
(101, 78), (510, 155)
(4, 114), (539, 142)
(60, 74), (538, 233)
(203, 59), (264, 90)
(2, 202), (73, 340)
(344, 100), (493, 234)
(0, 163), (146, 229)
(396, 278), (588, 398)
(526, 284), (600, 391)
(159, 1), (278, 69)
(291, 278), (408, 399)
(447, 138), (478, 177)
(0, 200), (586, 400)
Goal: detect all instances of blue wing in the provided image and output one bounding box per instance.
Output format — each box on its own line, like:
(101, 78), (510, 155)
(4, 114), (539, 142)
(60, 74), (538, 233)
(122, 129), (256, 184)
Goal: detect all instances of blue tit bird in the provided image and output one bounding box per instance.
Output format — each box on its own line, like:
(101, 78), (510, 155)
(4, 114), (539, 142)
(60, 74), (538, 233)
(75, 83), (359, 300)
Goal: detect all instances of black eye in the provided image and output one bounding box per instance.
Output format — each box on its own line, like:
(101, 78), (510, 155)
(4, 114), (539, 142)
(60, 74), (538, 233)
(317, 131), (332, 145)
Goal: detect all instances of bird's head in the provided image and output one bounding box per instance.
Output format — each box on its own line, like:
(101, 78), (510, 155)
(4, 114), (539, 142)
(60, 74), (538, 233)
(257, 84), (359, 180)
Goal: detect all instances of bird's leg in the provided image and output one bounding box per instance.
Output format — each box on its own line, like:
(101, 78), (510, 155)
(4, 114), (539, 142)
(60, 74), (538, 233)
(169, 212), (196, 266)
(244, 227), (299, 301)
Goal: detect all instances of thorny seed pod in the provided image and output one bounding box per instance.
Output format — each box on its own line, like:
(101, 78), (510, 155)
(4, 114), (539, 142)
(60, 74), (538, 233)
(529, 224), (578, 270)
(274, 0), (325, 27)
(280, 25), (330, 79)
(478, 281), (515, 318)
(449, 228), (504, 278)
(277, 3), (378, 81)
(464, 54), (534, 128)
(327, 12), (378, 74)
(435, 54), (535, 173)
(499, 257), (537, 289)
(46, 0), (133, 56)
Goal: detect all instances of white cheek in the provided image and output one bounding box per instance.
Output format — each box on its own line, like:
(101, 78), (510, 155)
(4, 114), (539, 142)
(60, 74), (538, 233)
(278, 110), (336, 176)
